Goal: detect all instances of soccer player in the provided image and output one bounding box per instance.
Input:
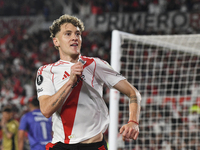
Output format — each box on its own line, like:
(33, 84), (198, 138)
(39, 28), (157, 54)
(35, 14), (141, 150)
(18, 97), (52, 150)
(1, 106), (19, 150)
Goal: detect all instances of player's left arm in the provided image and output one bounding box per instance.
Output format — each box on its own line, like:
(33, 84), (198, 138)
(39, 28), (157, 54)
(113, 79), (141, 140)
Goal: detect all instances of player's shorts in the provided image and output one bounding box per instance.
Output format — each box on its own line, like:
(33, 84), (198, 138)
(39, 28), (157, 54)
(46, 137), (108, 150)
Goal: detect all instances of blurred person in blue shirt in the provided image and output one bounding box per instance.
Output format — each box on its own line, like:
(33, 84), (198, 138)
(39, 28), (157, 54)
(18, 97), (52, 150)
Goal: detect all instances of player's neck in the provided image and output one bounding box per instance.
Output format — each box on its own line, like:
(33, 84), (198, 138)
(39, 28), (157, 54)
(30, 107), (39, 111)
(60, 54), (79, 63)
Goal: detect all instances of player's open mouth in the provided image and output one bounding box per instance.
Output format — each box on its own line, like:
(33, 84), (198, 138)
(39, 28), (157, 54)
(70, 43), (78, 46)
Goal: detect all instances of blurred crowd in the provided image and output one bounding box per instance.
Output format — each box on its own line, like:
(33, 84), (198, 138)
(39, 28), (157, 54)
(0, 0), (200, 17)
(1, 0), (200, 149)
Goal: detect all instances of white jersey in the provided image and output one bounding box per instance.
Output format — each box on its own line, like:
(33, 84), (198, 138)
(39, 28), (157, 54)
(36, 56), (126, 144)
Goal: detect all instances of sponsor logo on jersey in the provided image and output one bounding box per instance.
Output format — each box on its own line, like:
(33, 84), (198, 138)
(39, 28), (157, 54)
(116, 73), (122, 76)
(37, 75), (43, 85)
(37, 88), (43, 93)
(62, 71), (70, 80)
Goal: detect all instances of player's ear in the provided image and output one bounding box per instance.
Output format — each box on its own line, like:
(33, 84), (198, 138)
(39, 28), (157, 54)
(53, 37), (59, 47)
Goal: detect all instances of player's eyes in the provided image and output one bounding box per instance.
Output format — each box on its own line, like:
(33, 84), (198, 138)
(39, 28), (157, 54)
(65, 33), (71, 36)
(64, 32), (80, 36)
(76, 32), (81, 36)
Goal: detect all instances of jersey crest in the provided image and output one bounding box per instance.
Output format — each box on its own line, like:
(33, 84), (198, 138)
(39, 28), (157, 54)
(37, 75), (43, 85)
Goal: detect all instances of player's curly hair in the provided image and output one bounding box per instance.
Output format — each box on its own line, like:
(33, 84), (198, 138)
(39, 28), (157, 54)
(49, 14), (85, 39)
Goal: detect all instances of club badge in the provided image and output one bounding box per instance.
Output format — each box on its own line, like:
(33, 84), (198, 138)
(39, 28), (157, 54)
(37, 75), (43, 85)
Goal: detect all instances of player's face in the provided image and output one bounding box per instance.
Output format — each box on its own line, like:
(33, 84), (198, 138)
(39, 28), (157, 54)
(53, 23), (82, 59)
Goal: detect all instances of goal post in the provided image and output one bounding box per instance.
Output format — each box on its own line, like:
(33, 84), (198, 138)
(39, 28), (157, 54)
(109, 30), (200, 150)
(109, 30), (122, 150)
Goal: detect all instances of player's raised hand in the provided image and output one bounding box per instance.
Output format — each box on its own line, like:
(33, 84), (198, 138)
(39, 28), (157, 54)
(69, 61), (83, 84)
(119, 122), (139, 141)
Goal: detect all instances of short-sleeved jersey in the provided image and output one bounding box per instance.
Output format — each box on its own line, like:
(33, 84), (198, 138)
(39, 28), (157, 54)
(2, 119), (19, 150)
(19, 109), (52, 150)
(36, 56), (126, 144)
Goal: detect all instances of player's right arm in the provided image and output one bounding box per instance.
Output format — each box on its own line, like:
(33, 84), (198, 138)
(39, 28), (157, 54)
(18, 130), (25, 150)
(38, 62), (83, 118)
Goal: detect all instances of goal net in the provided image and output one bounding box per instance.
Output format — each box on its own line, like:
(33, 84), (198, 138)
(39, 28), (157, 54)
(109, 30), (200, 150)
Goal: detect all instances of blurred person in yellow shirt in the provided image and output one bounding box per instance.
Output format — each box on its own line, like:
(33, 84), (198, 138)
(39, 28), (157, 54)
(1, 105), (19, 150)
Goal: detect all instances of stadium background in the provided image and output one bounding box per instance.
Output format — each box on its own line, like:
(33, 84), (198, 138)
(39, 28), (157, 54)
(0, 0), (200, 149)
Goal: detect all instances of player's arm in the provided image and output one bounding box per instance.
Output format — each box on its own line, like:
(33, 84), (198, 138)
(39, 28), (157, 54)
(18, 130), (25, 150)
(39, 62), (83, 118)
(113, 79), (141, 140)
